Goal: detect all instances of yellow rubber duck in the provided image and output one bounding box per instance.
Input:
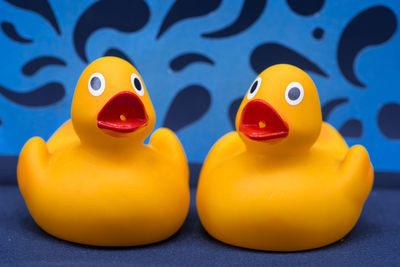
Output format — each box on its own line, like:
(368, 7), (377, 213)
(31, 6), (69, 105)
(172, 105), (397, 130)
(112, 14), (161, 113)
(197, 64), (373, 251)
(18, 57), (190, 246)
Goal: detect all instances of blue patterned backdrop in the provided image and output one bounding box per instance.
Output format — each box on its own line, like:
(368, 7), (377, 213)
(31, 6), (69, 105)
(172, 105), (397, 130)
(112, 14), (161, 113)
(0, 0), (399, 173)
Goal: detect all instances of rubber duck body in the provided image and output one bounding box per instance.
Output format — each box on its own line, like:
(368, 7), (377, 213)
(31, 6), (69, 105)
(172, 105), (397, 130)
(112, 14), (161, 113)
(18, 57), (190, 246)
(197, 64), (373, 251)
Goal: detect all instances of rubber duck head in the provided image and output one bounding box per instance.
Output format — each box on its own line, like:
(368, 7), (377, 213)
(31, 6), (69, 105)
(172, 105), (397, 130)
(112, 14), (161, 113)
(235, 64), (322, 154)
(71, 57), (156, 149)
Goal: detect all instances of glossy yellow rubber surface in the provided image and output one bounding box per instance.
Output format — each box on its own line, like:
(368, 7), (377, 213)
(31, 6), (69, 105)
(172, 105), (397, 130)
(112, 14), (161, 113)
(197, 64), (373, 251)
(18, 57), (190, 246)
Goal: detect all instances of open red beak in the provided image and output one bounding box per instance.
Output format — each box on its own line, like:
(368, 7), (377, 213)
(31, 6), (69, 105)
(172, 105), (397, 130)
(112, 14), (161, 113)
(97, 91), (148, 133)
(239, 99), (289, 141)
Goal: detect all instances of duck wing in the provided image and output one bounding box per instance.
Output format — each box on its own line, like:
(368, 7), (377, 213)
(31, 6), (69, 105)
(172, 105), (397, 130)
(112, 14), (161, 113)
(148, 127), (188, 180)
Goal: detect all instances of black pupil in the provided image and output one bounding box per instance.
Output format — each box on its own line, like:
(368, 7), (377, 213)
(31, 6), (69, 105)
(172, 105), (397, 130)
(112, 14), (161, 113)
(134, 78), (142, 91)
(90, 77), (101, 90)
(288, 87), (301, 100)
(250, 80), (258, 94)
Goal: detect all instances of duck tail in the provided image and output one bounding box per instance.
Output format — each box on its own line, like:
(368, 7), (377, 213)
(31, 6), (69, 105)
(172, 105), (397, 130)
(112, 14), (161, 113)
(17, 137), (50, 197)
(338, 145), (374, 204)
(149, 128), (188, 180)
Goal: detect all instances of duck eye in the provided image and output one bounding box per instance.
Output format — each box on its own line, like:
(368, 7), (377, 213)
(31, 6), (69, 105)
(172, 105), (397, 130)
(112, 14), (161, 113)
(285, 82), (304, 105)
(247, 77), (262, 100)
(131, 73), (144, 96)
(88, 73), (105, 96)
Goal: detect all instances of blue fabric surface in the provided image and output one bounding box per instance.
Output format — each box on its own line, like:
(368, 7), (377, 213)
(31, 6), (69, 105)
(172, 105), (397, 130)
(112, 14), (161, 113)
(1, 185), (399, 266)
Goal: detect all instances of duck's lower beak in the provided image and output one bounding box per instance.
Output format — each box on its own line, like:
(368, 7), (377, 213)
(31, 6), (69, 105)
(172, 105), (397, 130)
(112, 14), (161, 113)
(239, 99), (289, 141)
(97, 91), (148, 133)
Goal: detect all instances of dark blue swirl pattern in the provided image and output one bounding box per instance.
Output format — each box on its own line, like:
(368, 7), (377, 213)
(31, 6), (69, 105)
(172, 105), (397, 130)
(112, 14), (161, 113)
(339, 119), (363, 138)
(337, 6), (397, 88)
(0, 83), (65, 107)
(5, 0), (60, 34)
(73, 0), (149, 62)
(157, 0), (222, 39)
(22, 56), (66, 76)
(286, 0), (324, 16)
(228, 97), (242, 129)
(378, 103), (400, 139)
(202, 0), (267, 38)
(250, 43), (328, 77)
(104, 48), (135, 67)
(170, 53), (214, 72)
(321, 98), (349, 121)
(1, 22), (32, 44)
(163, 85), (211, 131)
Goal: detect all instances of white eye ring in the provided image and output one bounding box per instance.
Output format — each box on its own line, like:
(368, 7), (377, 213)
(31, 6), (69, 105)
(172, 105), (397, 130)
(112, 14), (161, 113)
(131, 73), (144, 96)
(88, 73), (105, 96)
(247, 77), (262, 100)
(285, 82), (304, 105)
